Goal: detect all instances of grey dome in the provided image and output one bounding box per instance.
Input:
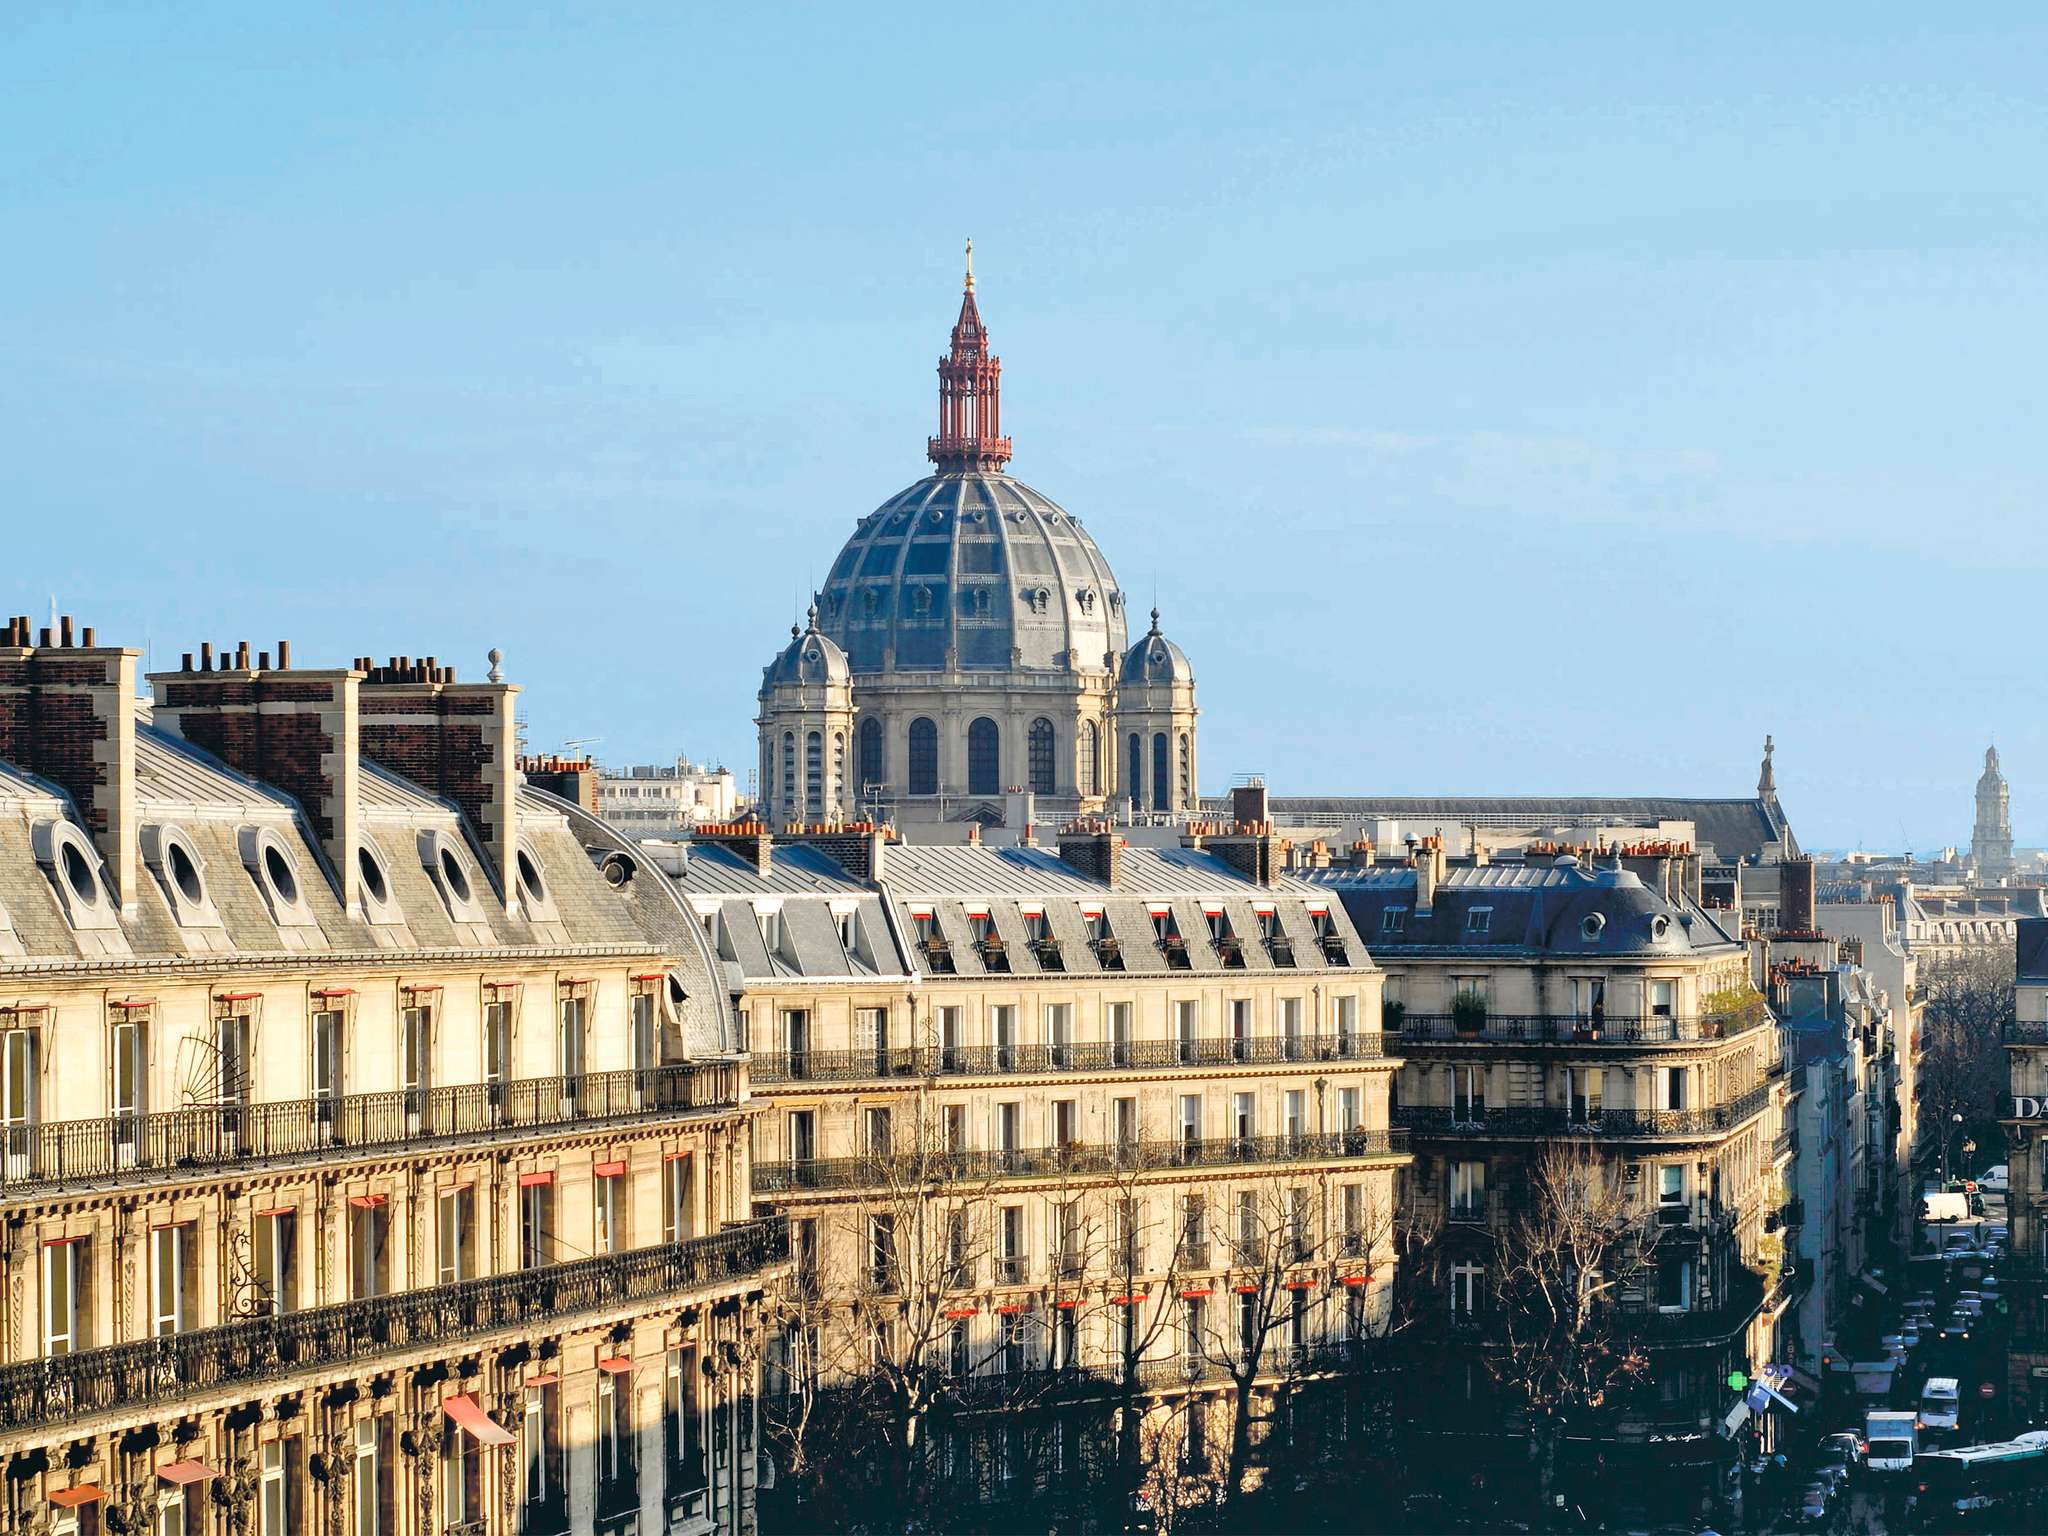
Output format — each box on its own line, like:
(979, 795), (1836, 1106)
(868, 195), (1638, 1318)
(815, 472), (1127, 675)
(760, 612), (849, 694)
(1120, 610), (1193, 686)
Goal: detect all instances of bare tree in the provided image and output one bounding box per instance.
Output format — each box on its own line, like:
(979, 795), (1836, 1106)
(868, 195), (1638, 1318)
(1489, 1141), (1658, 1506)
(1919, 952), (2015, 1172)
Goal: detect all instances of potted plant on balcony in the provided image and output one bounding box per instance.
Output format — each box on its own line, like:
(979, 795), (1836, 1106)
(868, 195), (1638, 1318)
(1451, 990), (1487, 1038)
(1382, 998), (1407, 1033)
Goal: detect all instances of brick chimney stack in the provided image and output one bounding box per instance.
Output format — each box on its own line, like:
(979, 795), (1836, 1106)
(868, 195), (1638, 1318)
(0, 617), (141, 907)
(357, 659), (520, 905)
(691, 821), (776, 878)
(1412, 833), (1446, 915)
(149, 642), (365, 912)
(1058, 821), (1122, 887)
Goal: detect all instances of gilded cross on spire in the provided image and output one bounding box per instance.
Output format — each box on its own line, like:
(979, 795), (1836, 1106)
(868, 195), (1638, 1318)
(964, 237), (974, 293)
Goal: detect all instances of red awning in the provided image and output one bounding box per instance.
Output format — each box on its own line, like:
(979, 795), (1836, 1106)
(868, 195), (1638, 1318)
(557, 977), (594, 987)
(994, 1304), (1030, 1315)
(1111, 1294), (1146, 1305)
(524, 1372), (559, 1387)
(593, 1160), (626, 1178)
(1202, 903), (1223, 916)
(1284, 1280), (1315, 1290)
(109, 997), (155, 1010)
(941, 1308), (979, 1319)
(1078, 904), (1103, 917)
(311, 987), (355, 998)
(347, 1194), (387, 1209)
(1233, 1285), (1259, 1295)
(1178, 1288), (1213, 1299)
(442, 1394), (514, 1446)
(42, 1234), (84, 1247)
(663, 1150), (692, 1163)
(253, 1206), (295, 1219)
(1147, 903), (1171, 916)
(1054, 1298), (1081, 1309)
(214, 991), (261, 1003)
(156, 1461), (216, 1486)
(519, 1171), (555, 1188)
(48, 1486), (104, 1508)
(400, 981), (443, 993)
(597, 1356), (634, 1375)
(1337, 1274), (1373, 1287)
(630, 972), (667, 982)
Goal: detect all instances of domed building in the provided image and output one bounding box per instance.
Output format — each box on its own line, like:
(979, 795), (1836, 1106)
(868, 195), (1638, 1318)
(757, 249), (1198, 825)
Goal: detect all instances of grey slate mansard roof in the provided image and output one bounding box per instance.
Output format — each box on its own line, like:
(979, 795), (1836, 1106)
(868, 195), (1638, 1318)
(1225, 795), (1797, 865)
(1300, 859), (1741, 961)
(0, 722), (734, 1056)
(650, 841), (912, 988)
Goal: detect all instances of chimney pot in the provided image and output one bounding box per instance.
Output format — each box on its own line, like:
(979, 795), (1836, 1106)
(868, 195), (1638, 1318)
(278, 640), (291, 669)
(181, 653), (193, 672)
(200, 642), (213, 670)
(236, 641), (250, 670)
(80, 626), (95, 648)
(37, 628), (50, 647)
(58, 616), (73, 647)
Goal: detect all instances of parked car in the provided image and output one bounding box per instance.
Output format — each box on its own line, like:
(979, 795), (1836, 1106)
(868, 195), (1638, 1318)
(1798, 1482), (1833, 1527)
(1980, 1164), (2009, 1194)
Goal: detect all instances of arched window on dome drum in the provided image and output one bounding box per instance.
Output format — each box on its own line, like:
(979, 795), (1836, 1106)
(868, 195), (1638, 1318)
(857, 717), (885, 792)
(1178, 733), (1191, 810)
(1028, 719), (1056, 796)
(1126, 733), (1143, 809)
(909, 718), (939, 796)
(967, 718), (1001, 797)
(781, 732), (796, 822)
(1079, 721), (1100, 797)
(1151, 733), (1169, 812)
(833, 732), (845, 815)
(805, 731), (824, 821)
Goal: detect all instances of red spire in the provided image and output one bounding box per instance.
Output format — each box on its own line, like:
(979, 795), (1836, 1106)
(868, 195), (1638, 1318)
(928, 239), (1013, 473)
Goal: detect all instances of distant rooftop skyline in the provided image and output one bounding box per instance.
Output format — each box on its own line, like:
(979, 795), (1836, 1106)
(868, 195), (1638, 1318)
(6, 8), (2047, 850)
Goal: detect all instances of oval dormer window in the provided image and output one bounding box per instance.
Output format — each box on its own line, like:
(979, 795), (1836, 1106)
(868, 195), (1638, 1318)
(516, 846), (548, 906)
(1650, 915), (1670, 941)
(60, 842), (100, 904)
(1581, 913), (1606, 942)
(167, 840), (205, 905)
(439, 847), (472, 905)
(263, 844), (300, 905)
(358, 845), (389, 905)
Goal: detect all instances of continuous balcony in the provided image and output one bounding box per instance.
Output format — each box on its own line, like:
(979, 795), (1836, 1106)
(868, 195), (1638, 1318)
(755, 1128), (1410, 1195)
(751, 1033), (1390, 1086)
(1425, 1267), (1764, 1349)
(2004, 1021), (2048, 1045)
(0, 1062), (744, 1199)
(1396, 1011), (1764, 1047)
(1395, 1082), (1772, 1142)
(0, 1215), (788, 1439)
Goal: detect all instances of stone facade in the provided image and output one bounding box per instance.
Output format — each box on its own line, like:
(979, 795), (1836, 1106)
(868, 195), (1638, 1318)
(0, 622), (782, 1536)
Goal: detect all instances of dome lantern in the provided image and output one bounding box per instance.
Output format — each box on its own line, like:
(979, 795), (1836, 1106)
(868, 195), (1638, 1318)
(927, 239), (1014, 473)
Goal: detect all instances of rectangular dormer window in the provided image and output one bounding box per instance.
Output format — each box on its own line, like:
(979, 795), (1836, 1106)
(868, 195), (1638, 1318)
(1465, 907), (1492, 936)
(837, 909), (858, 953)
(758, 910), (783, 955)
(968, 912), (993, 945)
(1381, 907), (1406, 934)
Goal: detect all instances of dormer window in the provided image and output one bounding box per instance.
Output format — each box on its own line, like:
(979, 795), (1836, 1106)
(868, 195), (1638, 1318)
(1152, 907), (1191, 970)
(1205, 906), (1245, 969)
(1082, 908), (1123, 971)
(836, 908), (859, 953)
(1310, 907), (1347, 965)
(1465, 907), (1492, 936)
(1256, 906), (1294, 967)
(1381, 907), (1406, 934)
(758, 909), (784, 955)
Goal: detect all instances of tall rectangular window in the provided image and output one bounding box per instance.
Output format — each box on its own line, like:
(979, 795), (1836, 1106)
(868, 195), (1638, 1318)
(152, 1223), (193, 1335)
(352, 1418), (390, 1536)
(1280, 997), (1303, 1058)
(399, 1006), (430, 1111)
(558, 994), (586, 1082)
(1570, 1067), (1603, 1124)
(523, 1383), (563, 1514)
(1284, 1089), (1305, 1148)
(631, 990), (658, 1076)
(597, 1366), (635, 1503)
(41, 1237), (84, 1354)
(939, 1006), (962, 1070)
(1338, 1086), (1361, 1134)
(1230, 998), (1252, 1059)
(110, 1016), (147, 1166)
(519, 1179), (555, 1269)
(1108, 1001), (1131, 1066)
(216, 1012), (251, 1104)
(1046, 1004), (1072, 1066)
(312, 1009), (344, 1106)
(595, 1169), (625, 1254)
(443, 1420), (482, 1531)
(665, 1347), (706, 1494)
(1113, 1096), (1138, 1154)
(260, 1438), (298, 1536)
(349, 1201), (389, 1299)
(1176, 1000), (1199, 1063)
(1451, 1160), (1486, 1220)
(483, 1000), (512, 1094)
(864, 1105), (892, 1157)
(1453, 1067), (1486, 1125)
(1335, 994), (1358, 1051)
(663, 1153), (694, 1242)
(436, 1188), (475, 1284)
(254, 1210), (296, 1314)
(856, 1006), (889, 1072)
(1179, 1094), (1201, 1154)
(1650, 979), (1676, 1019)
(992, 1005), (1017, 1070)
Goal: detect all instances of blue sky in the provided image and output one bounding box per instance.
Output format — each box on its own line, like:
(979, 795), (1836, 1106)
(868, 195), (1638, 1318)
(5, 6), (2046, 851)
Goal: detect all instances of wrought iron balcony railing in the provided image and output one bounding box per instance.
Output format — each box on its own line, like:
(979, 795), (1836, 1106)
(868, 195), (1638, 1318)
(0, 1062), (742, 1197)
(0, 1216), (788, 1436)
(755, 1128), (1409, 1194)
(750, 1032), (1389, 1086)
(1398, 1012), (1764, 1046)
(1395, 1082), (1771, 1141)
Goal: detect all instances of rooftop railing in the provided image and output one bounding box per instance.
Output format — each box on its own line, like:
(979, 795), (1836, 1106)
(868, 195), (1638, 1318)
(0, 1062), (743, 1198)
(750, 1032), (1389, 1086)
(1394, 1082), (1771, 1141)
(755, 1128), (1409, 1194)
(0, 1215), (788, 1436)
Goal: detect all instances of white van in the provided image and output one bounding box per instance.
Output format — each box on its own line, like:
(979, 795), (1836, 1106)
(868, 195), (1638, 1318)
(1867, 1409), (1917, 1471)
(1922, 1375), (1962, 1433)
